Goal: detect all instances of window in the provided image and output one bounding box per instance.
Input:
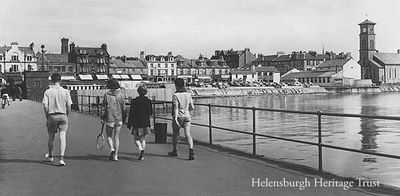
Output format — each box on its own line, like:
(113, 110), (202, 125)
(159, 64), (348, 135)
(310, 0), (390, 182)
(62, 66), (66, 72)
(35, 81), (40, 87)
(158, 64), (161, 68)
(12, 55), (18, 61)
(69, 66), (74, 72)
(26, 56), (32, 61)
(389, 68), (392, 78)
(12, 65), (18, 72)
(0, 55), (2, 61)
(150, 70), (153, 76)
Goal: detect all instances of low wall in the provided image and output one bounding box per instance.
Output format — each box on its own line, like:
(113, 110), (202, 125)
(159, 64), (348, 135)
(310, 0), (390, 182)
(325, 86), (400, 93)
(189, 87), (328, 97)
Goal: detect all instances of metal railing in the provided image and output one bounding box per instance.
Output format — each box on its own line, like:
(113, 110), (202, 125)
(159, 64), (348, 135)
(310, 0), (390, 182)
(151, 99), (400, 173)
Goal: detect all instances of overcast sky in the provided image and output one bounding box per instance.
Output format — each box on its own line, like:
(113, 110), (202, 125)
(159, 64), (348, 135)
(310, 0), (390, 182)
(1, 0), (399, 59)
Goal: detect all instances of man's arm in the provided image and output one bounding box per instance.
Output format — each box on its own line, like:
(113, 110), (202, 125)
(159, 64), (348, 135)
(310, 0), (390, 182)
(188, 95), (194, 111)
(66, 91), (73, 116)
(42, 91), (49, 117)
(172, 95), (179, 124)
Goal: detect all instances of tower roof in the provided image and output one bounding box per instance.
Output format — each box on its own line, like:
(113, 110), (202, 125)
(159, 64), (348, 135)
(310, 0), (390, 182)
(359, 19), (376, 25)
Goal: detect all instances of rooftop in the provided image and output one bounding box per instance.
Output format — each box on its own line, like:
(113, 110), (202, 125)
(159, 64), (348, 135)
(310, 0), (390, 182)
(373, 53), (400, 65)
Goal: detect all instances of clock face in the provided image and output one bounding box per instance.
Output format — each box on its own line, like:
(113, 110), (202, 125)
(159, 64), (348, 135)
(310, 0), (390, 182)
(368, 26), (374, 33)
(362, 27), (367, 33)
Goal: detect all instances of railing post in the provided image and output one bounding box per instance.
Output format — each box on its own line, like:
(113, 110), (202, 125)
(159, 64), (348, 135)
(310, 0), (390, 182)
(317, 111), (323, 173)
(152, 96), (156, 129)
(252, 107), (256, 156)
(80, 95), (83, 113)
(97, 96), (100, 116)
(88, 96), (91, 114)
(208, 103), (212, 144)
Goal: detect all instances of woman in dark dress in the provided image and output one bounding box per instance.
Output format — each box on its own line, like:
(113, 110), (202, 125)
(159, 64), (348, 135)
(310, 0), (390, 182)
(127, 85), (152, 160)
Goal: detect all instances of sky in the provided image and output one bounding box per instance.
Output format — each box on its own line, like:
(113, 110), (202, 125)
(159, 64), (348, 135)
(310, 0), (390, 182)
(1, 0), (400, 60)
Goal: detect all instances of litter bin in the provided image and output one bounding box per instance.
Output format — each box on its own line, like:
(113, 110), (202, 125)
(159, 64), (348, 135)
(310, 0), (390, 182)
(154, 123), (167, 144)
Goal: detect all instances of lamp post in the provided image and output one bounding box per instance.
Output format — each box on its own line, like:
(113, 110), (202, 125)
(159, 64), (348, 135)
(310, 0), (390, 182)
(40, 45), (46, 71)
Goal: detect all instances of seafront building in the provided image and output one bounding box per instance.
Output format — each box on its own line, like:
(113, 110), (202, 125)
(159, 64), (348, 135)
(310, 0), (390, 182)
(250, 51), (351, 74)
(0, 42), (37, 85)
(230, 65), (280, 83)
(212, 48), (257, 69)
(281, 58), (364, 86)
(358, 19), (400, 84)
(175, 54), (230, 83)
(142, 51), (177, 82)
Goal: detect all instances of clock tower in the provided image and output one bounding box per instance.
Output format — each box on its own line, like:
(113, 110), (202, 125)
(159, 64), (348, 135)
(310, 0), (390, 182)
(358, 19), (377, 79)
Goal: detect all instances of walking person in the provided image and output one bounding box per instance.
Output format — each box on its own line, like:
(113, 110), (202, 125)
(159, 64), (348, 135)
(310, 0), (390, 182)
(42, 73), (72, 166)
(127, 85), (152, 161)
(168, 78), (195, 160)
(101, 79), (126, 161)
(18, 86), (22, 101)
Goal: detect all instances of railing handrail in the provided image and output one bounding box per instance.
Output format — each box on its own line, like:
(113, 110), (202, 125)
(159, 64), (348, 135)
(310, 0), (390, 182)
(75, 94), (400, 120)
(147, 98), (400, 175)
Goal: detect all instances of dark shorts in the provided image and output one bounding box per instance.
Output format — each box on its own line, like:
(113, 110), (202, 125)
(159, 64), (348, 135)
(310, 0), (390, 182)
(172, 116), (191, 129)
(131, 127), (150, 137)
(46, 114), (68, 133)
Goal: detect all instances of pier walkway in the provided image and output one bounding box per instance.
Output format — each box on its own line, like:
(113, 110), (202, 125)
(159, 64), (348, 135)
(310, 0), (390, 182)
(0, 100), (380, 195)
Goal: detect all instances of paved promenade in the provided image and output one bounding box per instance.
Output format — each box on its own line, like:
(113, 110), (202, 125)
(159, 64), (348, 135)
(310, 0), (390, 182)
(0, 100), (381, 195)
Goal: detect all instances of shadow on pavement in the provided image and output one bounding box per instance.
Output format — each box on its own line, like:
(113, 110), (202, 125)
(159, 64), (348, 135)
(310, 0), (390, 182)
(119, 152), (188, 160)
(0, 158), (56, 167)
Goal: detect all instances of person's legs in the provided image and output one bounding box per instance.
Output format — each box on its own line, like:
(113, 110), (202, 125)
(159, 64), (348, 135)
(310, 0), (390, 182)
(59, 131), (66, 160)
(134, 134), (143, 151)
(183, 122), (193, 149)
(183, 122), (194, 160)
(46, 116), (56, 161)
(113, 123), (122, 160)
(168, 123), (180, 156)
(47, 130), (56, 158)
(105, 123), (115, 160)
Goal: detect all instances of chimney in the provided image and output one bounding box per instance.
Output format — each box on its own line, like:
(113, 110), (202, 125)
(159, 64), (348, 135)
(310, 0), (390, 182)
(101, 43), (107, 51)
(140, 51), (145, 60)
(167, 51), (172, 56)
(258, 53), (263, 58)
(70, 42), (75, 53)
(61, 38), (69, 54)
(397, 49), (400, 54)
(29, 42), (34, 51)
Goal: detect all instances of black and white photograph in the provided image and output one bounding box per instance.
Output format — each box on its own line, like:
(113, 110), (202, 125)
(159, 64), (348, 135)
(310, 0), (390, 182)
(1, 0), (400, 195)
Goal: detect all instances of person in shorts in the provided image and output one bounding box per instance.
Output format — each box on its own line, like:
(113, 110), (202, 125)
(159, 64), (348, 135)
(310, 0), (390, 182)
(101, 79), (126, 161)
(42, 73), (72, 166)
(127, 85), (152, 161)
(168, 78), (195, 160)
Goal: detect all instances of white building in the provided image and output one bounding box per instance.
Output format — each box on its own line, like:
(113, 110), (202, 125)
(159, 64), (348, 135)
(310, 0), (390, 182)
(316, 58), (361, 79)
(0, 42), (37, 74)
(142, 52), (177, 82)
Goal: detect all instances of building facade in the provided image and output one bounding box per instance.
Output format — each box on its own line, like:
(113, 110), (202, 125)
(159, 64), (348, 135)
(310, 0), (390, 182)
(175, 54), (230, 83)
(0, 42), (37, 84)
(251, 51), (351, 75)
(143, 52), (177, 82)
(212, 48), (257, 69)
(68, 41), (110, 75)
(316, 58), (361, 80)
(231, 65), (280, 83)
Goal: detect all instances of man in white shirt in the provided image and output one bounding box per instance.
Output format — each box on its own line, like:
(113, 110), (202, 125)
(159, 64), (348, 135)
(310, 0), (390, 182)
(42, 73), (72, 166)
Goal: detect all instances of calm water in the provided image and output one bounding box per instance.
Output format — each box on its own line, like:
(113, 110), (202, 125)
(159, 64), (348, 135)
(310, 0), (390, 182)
(174, 93), (400, 187)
